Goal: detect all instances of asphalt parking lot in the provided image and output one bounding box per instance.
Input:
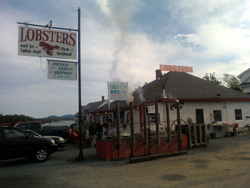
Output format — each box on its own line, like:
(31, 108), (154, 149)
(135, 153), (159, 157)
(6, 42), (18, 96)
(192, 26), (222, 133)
(1, 135), (250, 188)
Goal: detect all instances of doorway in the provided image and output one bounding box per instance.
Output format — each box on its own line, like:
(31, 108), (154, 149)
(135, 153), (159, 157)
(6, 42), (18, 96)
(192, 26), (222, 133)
(196, 109), (204, 124)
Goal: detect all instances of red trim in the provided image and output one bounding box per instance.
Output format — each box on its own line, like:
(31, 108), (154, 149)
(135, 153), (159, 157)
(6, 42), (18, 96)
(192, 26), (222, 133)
(88, 98), (250, 116)
(160, 98), (250, 102)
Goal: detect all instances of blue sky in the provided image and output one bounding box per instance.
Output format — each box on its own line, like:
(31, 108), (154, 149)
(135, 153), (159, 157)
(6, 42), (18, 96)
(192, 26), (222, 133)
(0, 0), (250, 118)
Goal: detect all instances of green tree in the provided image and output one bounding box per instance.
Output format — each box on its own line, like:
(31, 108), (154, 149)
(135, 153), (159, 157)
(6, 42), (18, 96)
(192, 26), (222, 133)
(203, 73), (222, 85)
(0, 114), (34, 124)
(0, 114), (4, 123)
(223, 73), (242, 92)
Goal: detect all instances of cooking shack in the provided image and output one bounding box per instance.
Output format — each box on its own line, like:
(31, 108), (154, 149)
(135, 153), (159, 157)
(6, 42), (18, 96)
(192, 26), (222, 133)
(78, 70), (250, 161)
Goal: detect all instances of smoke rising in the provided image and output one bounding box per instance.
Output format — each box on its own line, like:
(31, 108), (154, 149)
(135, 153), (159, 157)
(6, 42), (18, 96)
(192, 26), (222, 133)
(99, 1), (144, 103)
(136, 87), (145, 103)
(107, 3), (132, 81)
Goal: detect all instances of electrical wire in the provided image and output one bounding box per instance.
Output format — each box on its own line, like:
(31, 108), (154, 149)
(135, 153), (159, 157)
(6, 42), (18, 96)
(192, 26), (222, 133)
(40, 57), (47, 72)
(24, 9), (78, 24)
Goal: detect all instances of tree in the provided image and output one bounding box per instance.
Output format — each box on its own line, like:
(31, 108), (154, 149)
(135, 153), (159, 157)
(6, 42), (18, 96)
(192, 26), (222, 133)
(223, 73), (242, 92)
(203, 73), (222, 85)
(0, 114), (34, 124)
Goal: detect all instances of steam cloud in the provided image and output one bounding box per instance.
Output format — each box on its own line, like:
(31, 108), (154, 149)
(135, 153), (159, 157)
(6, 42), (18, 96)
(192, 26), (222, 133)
(107, 4), (132, 81)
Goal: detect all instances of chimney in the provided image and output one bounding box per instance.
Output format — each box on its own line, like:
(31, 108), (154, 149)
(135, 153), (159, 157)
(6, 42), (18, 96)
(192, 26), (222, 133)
(156, 69), (162, 80)
(102, 96), (105, 101)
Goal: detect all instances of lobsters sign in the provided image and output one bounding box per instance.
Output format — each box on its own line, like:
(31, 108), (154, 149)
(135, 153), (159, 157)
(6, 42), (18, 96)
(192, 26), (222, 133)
(18, 26), (77, 59)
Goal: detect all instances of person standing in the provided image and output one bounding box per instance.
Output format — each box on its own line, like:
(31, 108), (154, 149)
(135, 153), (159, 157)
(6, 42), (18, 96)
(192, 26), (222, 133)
(97, 122), (103, 140)
(89, 123), (96, 148)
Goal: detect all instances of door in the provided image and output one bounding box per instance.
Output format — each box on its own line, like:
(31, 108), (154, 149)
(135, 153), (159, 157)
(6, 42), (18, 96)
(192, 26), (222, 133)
(196, 109), (204, 124)
(2, 127), (29, 159)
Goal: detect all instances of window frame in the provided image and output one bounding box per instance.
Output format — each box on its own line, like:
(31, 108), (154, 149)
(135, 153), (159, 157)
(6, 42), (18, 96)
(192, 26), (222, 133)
(16, 122), (29, 129)
(235, 109), (243, 120)
(4, 128), (26, 139)
(213, 110), (222, 122)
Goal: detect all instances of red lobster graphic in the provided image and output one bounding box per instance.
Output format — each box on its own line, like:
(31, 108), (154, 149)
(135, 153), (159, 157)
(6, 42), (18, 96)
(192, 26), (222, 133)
(39, 41), (60, 56)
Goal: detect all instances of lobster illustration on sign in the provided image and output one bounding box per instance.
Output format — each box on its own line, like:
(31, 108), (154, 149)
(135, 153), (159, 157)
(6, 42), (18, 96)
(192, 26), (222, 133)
(39, 41), (60, 56)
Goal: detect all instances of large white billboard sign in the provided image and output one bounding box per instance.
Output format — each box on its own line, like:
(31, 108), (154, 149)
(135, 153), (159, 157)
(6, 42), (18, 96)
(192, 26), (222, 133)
(108, 82), (128, 100)
(18, 26), (77, 59)
(48, 60), (77, 80)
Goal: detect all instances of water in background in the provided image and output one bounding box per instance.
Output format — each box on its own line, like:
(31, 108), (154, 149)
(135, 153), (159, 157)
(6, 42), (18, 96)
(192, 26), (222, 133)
(43, 120), (74, 127)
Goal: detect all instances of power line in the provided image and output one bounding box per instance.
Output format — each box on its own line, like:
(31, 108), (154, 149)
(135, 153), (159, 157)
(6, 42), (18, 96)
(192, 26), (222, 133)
(24, 9), (78, 24)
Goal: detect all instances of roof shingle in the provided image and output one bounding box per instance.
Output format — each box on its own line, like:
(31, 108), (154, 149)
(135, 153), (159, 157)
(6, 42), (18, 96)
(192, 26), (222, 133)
(133, 72), (250, 105)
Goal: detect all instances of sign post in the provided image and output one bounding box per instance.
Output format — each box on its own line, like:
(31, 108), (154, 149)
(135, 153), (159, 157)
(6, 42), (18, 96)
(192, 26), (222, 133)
(77, 7), (84, 161)
(17, 7), (84, 160)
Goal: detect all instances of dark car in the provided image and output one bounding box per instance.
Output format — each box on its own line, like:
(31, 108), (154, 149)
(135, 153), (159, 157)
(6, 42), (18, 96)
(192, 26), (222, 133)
(0, 126), (58, 162)
(15, 121), (68, 138)
(24, 129), (66, 148)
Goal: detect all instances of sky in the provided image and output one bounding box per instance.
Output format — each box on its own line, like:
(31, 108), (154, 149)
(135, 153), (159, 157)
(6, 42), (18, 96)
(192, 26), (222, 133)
(1, 0), (250, 118)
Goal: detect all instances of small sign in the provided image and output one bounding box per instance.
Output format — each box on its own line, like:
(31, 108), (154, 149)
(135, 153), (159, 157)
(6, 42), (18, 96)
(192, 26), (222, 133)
(160, 64), (193, 73)
(108, 82), (128, 100)
(18, 26), (77, 59)
(48, 60), (77, 80)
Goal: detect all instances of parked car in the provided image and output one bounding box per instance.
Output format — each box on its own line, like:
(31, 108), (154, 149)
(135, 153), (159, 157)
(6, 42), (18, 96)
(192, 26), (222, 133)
(0, 126), (58, 162)
(24, 129), (66, 148)
(15, 121), (68, 138)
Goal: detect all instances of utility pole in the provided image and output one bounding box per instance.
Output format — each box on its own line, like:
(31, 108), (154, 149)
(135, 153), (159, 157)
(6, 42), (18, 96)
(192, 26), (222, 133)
(78, 7), (84, 161)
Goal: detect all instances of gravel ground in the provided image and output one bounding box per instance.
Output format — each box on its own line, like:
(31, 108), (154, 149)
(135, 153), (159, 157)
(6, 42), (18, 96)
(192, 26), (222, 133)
(1, 135), (250, 188)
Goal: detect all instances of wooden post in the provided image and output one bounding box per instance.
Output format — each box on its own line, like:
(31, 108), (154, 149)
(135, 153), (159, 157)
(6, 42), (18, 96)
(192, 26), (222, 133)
(130, 102), (135, 158)
(176, 101), (182, 151)
(199, 124), (202, 145)
(166, 102), (171, 143)
(188, 125), (192, 149)
(155, 102), (160, 145)
(193, 124), (197, 146)
(143, 102), (147, 145)
(116, 102), (121, 148)
(203, 124), (208, 146)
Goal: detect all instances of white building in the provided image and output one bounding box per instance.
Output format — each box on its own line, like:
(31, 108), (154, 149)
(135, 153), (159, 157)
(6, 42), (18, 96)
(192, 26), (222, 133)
(83, 71), (250, 135)
(238, 68), (250, 94)
(132, 71), (250, 129)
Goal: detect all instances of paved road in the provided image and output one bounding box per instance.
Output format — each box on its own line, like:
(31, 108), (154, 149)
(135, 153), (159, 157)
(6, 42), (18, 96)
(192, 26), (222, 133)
(1, 135), (250, 188)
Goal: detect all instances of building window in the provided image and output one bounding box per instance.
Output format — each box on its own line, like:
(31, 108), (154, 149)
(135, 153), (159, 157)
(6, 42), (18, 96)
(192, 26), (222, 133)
(213, 110), (222, 122)
(235, 109), (242, 120)
(148, 113), (160, 123)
